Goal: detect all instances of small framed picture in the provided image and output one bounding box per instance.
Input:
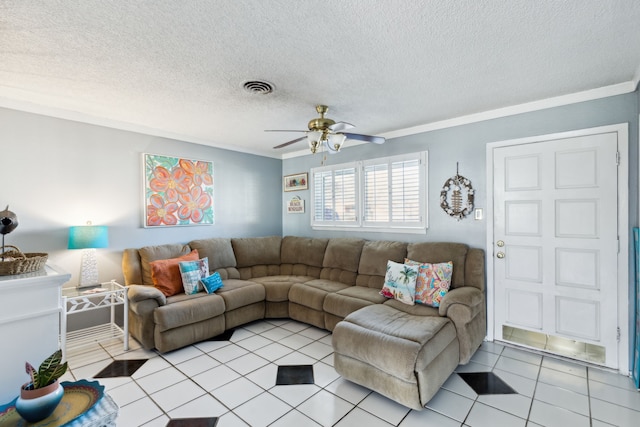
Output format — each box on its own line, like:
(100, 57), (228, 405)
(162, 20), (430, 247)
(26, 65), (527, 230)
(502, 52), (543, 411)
(287, 196), (305, 213)
(284, 172), (308, 192)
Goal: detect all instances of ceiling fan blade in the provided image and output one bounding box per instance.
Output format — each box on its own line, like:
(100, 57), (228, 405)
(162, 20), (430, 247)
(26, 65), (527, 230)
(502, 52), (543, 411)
(273, 135), (307, 149)
(264, 129), (307, 133)
(342, 132), (386, 144)
(329, 121), (354, 132)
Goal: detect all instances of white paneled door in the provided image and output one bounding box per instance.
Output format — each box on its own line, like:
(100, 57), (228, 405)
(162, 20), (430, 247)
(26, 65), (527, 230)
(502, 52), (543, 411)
(492, 130), (621, 369)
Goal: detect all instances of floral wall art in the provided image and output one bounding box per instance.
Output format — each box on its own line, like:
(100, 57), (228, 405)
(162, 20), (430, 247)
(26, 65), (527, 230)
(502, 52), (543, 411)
(143, 153), (214, 227)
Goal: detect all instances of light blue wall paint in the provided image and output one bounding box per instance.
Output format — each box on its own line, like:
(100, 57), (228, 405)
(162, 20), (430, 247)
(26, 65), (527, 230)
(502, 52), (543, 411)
(0, 107), (282, 288)
(283, 92), (639, 370)
(283, 92), (638, 247)
(1, 90), (638, 364)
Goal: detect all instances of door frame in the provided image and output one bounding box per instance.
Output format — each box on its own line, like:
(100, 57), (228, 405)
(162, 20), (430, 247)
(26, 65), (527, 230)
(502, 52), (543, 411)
(485, 123), (629, 374)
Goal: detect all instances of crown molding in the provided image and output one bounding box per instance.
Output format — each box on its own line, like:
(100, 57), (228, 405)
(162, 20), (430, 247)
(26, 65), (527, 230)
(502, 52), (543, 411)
(0, 97), (282, 159)
(379, 82), (636, 140)
(1, 80), (635, 161)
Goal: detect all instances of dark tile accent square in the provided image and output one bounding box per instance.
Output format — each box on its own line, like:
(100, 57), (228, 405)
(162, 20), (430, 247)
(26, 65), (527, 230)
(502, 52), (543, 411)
(206, 329), (234, 341)
(166, 418), (218, 427)
(276, 365), (314, 385)
(457, 372), (517, 395)
(94, 359), (148, 378)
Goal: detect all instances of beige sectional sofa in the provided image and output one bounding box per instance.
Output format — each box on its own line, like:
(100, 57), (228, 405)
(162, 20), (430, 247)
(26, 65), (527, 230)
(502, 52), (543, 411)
(122, 235), (485, 409)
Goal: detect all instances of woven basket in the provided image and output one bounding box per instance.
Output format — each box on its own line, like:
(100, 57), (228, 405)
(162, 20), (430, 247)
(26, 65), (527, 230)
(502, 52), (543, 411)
(0, 245), (48, 276)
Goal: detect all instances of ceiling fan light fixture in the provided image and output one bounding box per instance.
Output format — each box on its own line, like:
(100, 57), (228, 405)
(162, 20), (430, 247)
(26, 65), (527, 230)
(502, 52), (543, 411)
(327, 133), (347, 153)
(307, 131), (322, 154)
(269, 105), (385, 154)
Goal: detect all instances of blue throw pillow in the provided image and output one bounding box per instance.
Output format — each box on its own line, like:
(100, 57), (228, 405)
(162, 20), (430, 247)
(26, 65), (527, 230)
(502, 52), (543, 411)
(200, 272), (224, 294)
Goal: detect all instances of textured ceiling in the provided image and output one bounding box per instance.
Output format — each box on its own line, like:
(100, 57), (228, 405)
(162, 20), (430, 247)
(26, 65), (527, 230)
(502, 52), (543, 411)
(2, 0), (640, 158)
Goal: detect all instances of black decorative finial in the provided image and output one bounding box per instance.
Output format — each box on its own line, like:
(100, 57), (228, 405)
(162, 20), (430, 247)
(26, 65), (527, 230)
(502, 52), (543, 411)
(0, 205), (18, 235)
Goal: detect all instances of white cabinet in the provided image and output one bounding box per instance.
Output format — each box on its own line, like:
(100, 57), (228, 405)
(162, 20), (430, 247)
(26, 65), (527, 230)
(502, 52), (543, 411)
(0, 264), (70, 405)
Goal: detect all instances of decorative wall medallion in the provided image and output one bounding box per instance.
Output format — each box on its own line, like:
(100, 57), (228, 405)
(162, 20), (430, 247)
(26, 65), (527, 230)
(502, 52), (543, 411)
(440, 164), (474, 221)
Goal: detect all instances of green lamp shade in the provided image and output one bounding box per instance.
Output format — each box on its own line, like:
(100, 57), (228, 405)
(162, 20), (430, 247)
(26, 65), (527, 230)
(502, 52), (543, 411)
(68, 225), (109, 249)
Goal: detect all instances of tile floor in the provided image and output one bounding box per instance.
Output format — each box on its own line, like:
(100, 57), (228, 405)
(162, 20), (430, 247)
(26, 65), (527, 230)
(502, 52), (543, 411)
(61, 319), (640, 426)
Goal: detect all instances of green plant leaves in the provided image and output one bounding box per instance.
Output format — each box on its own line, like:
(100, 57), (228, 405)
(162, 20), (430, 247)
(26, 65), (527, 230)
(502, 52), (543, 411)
(25, 349), (68, 389)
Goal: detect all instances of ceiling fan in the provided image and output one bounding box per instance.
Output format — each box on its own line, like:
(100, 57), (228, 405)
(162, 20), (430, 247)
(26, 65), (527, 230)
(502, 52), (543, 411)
(267, 105), (385, 154)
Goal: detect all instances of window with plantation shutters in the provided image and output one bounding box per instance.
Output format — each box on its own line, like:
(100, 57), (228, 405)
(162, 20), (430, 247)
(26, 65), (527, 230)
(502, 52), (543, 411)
(311, 151), (427, 233)
(312, 165), (358, 226)
(363, 153), (425, 228)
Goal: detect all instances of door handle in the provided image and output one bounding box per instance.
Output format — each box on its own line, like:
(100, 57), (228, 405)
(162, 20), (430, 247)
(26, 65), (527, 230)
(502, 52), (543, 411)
(496, 251), (505, 259)
(497, 240), (505, 247)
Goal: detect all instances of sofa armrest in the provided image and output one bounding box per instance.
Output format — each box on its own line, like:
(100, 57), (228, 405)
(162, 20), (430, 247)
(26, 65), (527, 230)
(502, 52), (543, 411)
(438, 286), (483, 319)
(438, 286), (486, 364)
(128, 284), (166, 306)
(127, 285), (164, 350)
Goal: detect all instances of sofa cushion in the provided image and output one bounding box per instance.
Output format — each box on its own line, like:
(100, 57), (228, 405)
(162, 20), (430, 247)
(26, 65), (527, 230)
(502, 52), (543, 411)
(322, 238), (365, 272)
(380, 261), (419, 305)
(358, 240), (407, 276)
(154, 293), (225, 332)
(139, 243), (192, 287)
(232, 236), (282, 267)
(281, 236), (328, 267)
(319, 268), (358, 285)
(323, 286), (387, 318)
(465, 248), (485, 291)
(251, 275), (315, 302)
(406, 260), (453, 307)
(318, 238), (363, 283)
(238, 265), (281, 280)
(406, 242), (468, 288)
(188, 238), (241, 279)
(189, 238), (237, 270)
(279, 264), (322, 278)
(356, 240), (407, 289)
(213, 267), (241, 280)
(289, 280), (351, 311)
(150, 250), (200, 296)
(333, 304), (456, 381)
(383, 298), (440, 316)
(337, 286), (389, 304)
(216, 279), (266, 311)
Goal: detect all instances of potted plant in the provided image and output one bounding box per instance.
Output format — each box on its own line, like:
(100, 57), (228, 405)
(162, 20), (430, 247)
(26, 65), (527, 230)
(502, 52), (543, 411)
(15, 349), (68, 422)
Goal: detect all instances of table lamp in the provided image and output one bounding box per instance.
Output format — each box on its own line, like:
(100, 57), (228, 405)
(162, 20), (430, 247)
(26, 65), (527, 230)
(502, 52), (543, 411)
(68, 222), (109, 288)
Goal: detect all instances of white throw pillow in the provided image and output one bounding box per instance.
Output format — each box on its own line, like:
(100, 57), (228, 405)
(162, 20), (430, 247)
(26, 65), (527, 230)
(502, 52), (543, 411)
(178, 257), (209, 295)
(379, 260), (419, 305)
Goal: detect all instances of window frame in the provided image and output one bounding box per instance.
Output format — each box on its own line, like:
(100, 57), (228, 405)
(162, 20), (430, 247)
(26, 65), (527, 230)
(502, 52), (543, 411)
(310, 151), (428, 234)
(310, 164), (360, 227)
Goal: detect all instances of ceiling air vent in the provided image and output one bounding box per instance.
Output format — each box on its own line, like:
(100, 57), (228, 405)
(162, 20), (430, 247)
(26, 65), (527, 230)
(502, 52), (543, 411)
(242, 80), (274, 95)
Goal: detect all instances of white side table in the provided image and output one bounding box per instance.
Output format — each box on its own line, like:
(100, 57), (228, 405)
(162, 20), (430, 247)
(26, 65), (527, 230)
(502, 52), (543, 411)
(61, 280), (128, 357)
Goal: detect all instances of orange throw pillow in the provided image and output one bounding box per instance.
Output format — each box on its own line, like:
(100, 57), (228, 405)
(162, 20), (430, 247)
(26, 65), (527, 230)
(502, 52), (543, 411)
(150, 250), (199, 296)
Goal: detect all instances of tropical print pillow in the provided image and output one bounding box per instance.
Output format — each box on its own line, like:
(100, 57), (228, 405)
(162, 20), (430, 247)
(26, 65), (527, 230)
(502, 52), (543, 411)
(405, 259), (453, 307)
(380, 260), (420, 305)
